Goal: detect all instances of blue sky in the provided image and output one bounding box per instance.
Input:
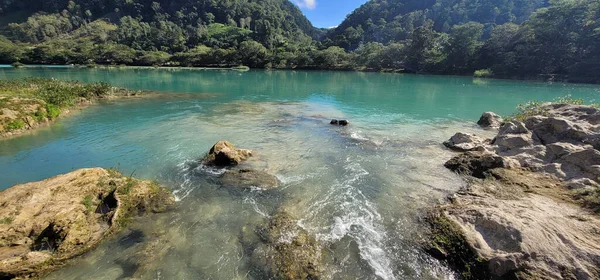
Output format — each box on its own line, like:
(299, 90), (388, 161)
(294, 0), (369, 28)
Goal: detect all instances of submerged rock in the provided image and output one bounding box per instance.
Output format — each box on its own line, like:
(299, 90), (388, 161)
(202, 140), (253, 166)
(443, 132), (487, 152)
(245, 211), (323, 280)
(220, 169), (280, 190)
(477, 112), (503, 129)
(0, 168), (175, 278)
(330, 119), (349, 126)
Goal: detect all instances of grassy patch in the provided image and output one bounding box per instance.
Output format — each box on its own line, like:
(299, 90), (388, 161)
(0, 216), (14, 224)
(0, 78), (113, 107)
(118, 178), (136, 195)
(82, 195), (94, 213)
(45, 104), (61, 119)
(6, 119), (25, 130)
(506, 95), (599, 122)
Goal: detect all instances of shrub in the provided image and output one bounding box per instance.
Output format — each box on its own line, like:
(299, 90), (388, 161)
(473, 69), (493, 78)
(507, 95), (598, 122)
(11, 62), (24, 68)
(46, 104), (61, 119)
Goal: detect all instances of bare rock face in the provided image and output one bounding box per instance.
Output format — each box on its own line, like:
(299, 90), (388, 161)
(443, 132), (488, 152)
(220, 169), (280, 190)
(202, 141), (253, 166)
(0, 168), (175, 278)
(433, 104), (600, 279)
(477, 112), (503, 129)
(431, 169), (600, 279)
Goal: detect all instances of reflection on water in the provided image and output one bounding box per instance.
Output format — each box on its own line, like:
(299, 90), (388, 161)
(1, 68), (598, 279)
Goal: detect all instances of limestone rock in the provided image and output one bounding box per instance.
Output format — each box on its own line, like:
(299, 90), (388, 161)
(493, 133), (533, 151)
(498, 121), (529, 136)
(250, 211), (323, 280)
(443, 132), (487, 152)
(0, 168), (175, 278)
(477, 112), (503, 128)
(202, 141), (253, 166)
(220, 169), (280, 190)
(444, 152), (513, 178)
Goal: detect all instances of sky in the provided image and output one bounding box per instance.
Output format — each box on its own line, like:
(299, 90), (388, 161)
(293, 0), (369, 28)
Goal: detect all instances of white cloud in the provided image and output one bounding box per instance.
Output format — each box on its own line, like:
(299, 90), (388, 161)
(294, 0), (317, 10)
(328, 26), (338, 29)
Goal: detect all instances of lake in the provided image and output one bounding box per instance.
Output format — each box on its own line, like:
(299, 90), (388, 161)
(1, 68), (599, 279)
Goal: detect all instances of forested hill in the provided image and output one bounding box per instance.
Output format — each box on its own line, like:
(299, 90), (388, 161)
(324, 0), (548, 49)
(0, 0), (321, 47)
(0, 0), (599, 84)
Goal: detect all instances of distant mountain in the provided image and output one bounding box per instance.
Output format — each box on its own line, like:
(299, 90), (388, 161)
(324, 0), (548, 49)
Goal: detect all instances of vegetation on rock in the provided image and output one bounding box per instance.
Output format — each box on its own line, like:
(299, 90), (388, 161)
(0, 78), (140, 136)
(0, 168), (175, 279)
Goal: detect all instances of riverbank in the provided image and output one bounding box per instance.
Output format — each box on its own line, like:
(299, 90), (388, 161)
(0, 168), (175, 279)
(0, 78), (146, 139)
(427, 103), (600, 279)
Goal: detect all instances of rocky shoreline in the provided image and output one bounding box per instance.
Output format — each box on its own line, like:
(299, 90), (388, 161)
(426, 103), (600, 279)
(0, 168), (175, 279)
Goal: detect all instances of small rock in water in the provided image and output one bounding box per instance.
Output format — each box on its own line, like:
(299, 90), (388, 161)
(202, 140), (253, 167)
(477, 112), (503, 129)
(330, 119), (349, 126)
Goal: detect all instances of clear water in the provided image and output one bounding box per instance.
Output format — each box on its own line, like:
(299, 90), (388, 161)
(1, 68), (599, 279)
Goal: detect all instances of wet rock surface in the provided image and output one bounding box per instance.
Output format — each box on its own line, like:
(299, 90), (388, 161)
(245, 211), (323, 280)
(0, 168), (175, 278)
(202, 141), (253, 166)
(220, 169), (280, 190)
(432, 104), (600, 279)
(330, 119), (349, 126)
(477, 112), (503, 129)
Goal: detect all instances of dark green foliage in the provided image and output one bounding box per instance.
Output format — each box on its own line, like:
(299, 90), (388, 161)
(324, 0), (548, 49)
(0, 0), (598, 83)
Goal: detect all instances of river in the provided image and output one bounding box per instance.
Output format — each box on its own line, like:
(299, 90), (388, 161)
(1, 68), (599, 279)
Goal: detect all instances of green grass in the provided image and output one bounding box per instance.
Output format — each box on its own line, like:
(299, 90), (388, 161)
(0, 217), (14, 224)
(82, 195), (94, 213)
(506, 94), (599, 122)
(0, 78), (113, 107)
(6, 119), (25, 130)
(118, 178), (136, 195)
(46, 104), (61, 119)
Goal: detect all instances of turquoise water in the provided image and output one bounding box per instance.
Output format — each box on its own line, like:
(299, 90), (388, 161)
(1, 68), (600, 279)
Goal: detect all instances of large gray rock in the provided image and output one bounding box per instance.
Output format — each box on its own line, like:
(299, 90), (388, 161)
(478, 112), (503, 129)
(493, 134), (534, 151)
(443, 132), (487, 152)
(498, 121), (529, 136)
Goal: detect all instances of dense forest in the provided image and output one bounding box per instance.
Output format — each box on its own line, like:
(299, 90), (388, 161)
(0, 0), (599, 83)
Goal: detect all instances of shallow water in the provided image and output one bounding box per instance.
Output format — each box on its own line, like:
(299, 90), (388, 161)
(1, 68), (600, 279)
